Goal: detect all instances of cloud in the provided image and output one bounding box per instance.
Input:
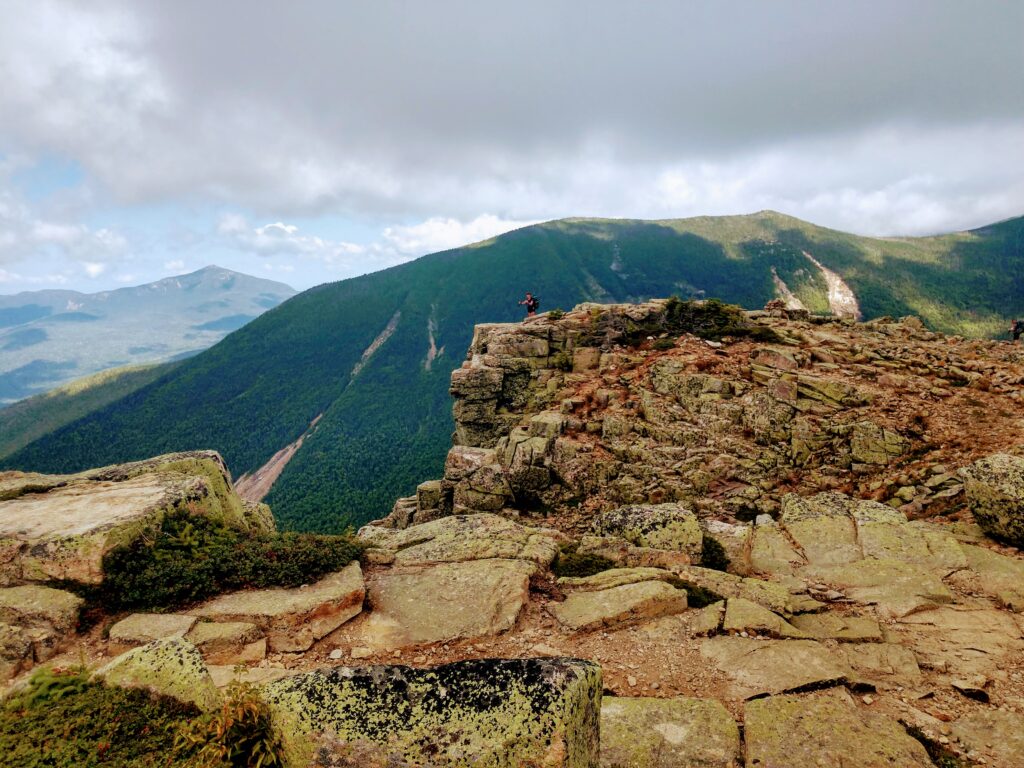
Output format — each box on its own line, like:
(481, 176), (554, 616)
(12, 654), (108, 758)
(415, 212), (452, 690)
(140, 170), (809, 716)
(222, 213), (532, 275)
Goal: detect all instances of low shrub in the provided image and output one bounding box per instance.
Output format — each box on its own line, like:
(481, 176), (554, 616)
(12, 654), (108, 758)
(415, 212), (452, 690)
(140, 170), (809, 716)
(665, 577), (724, 608)
(98, 510), (364, 611)
(174, 681), (284, 768)
(0, 666), (199, 767)
(551, 545), (616, 578)
(546, 308), (565, 320)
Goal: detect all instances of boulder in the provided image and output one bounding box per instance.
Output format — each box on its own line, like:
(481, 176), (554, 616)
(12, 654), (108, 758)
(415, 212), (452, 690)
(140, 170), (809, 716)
(600, 696), (741, 768)
(360, 513), (561, 570)
(0, 451), (249, 585)
(107, 613), (197, 649)
(721, 598), (810, 639)
(552, 580), (687, 632)
(699, 637), (850, 699)
(744, 688), (933, 767)
(185, 620), (265, 664)
(779, 493), (862, 567)
(94, 637), (220, 712)
(961, 453), (1024, 546)
(593, 503), (702, 558)
(0, 623), (33, 680)
(260, 658), (602, 768)
(362, 559), (531, 649)
(191, 562), (364, 652)
(0, 584), (83, 662)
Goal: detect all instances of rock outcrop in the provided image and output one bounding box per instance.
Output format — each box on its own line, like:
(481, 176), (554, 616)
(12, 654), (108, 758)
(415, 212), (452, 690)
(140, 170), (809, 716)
(260, 658), (602, 768)
(0, 450), (259, 586)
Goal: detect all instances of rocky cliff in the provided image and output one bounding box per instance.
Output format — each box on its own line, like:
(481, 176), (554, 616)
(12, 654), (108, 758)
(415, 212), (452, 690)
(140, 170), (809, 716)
(5, 300), (1024, 767)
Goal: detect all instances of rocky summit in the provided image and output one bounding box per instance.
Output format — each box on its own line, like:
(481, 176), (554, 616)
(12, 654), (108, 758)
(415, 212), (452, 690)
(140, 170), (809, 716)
(5, 299), (1024, 767)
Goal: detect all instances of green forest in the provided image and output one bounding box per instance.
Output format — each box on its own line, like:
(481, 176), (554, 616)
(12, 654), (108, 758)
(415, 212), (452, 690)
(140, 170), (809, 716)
(5, 211), (1024, 532)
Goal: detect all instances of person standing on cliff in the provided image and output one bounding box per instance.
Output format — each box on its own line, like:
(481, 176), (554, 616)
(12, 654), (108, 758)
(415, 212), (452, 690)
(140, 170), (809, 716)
(519, 292), (539, 318)
(1011, 319), (1024, 343)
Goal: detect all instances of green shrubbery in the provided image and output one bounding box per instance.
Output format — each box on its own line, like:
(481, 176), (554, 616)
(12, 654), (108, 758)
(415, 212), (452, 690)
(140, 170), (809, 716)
(97, 510), (363, 611)
(551, 544), (617, 578)
(1, 667), (287, 768)
(0, 666), (199, 767)
(665, 577), (724, 608)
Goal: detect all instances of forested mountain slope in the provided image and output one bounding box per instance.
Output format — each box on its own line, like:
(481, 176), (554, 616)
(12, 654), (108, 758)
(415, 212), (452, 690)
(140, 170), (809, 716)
(5, 211), (1023, 531)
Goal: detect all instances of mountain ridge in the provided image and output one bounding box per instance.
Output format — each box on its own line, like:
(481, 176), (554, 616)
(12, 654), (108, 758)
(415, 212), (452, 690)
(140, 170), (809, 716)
(4, 210), (1023, 531)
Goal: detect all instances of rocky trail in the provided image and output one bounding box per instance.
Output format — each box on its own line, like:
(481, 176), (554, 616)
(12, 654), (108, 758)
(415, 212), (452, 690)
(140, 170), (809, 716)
(4, 299), (1024, 766)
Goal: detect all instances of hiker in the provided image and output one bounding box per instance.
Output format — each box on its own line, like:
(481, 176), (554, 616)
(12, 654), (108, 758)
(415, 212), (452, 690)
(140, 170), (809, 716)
(518, 292), (540, 318)
(1011, 319), (1024, 343)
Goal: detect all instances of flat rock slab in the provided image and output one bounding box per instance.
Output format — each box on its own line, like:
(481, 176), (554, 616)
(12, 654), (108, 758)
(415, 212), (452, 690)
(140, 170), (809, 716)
(839, 643), (922, 689)
(895, 606), (1024, 679)
(94, 637), (220, 712)
(108, 613), (197, 646)
(700, 637), (850, 699)
(950, 709), (1024, 768)
(185, 620), (265, 665)
(191, 562), (364, 652)
(807, 558), (952, 618)
(362, 558), (531, 650)
(744, 688), (933, 767)
(260, 658), (602, 768)
(558, 567), (675, 592)
(722, 598), (809, 639)
(359, 513), (561, 569)
(789, 612), (883, 642)
(552, 580), (687, 632)
(600, 696), (741, 768)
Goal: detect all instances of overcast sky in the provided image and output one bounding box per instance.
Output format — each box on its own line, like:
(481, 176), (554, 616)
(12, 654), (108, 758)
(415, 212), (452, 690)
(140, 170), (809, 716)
(1, 0), (1022, 293)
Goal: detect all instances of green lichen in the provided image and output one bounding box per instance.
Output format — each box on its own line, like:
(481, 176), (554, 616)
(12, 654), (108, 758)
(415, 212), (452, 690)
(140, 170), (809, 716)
(260, 659), (602, 768)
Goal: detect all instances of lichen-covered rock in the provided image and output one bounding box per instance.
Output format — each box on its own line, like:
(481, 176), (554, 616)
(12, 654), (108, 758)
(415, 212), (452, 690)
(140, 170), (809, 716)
(593, 503), (702, 558)
(557, 567), (676, 592)
(839, 643), (922, 689)
(241, 499), (277, 534)
(721, 598), (810, 639)
(260, 658), (602, 768)
(191, 562), (364, 652)
(779, 493), (862, 567)
(961, 453), (1024, 546)
(847, 421), (909, 465)
(552, 580), (687, 632)
(600, 696), (740, 768)
(360, 513), (561, 570)
(0, 623), (33, 679)
(575, 536), (692, 572)
(744, 688), (933, 767)
(94, 637), (220, 712)
(0, 584), (82, 662)
(108, 613), (197, 648)
(362, 559), (531, 649)
(0, 450), (250, 585)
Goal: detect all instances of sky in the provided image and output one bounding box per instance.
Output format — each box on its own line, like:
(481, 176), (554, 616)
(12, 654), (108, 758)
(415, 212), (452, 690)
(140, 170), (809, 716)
(0, 0), (1022, 294)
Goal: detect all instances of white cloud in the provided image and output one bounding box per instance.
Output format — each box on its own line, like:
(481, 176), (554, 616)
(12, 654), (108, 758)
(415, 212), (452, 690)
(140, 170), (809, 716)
(163, 259), (185, 271)
(222, 213), (532, 276)
(83, 262), (106, 278)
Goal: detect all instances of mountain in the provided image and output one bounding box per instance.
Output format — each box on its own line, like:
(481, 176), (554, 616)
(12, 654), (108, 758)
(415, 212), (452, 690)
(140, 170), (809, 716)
(4, 211), (1023, 532)
(0, 266), (296, 405)
(0, 360), (180, 460)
